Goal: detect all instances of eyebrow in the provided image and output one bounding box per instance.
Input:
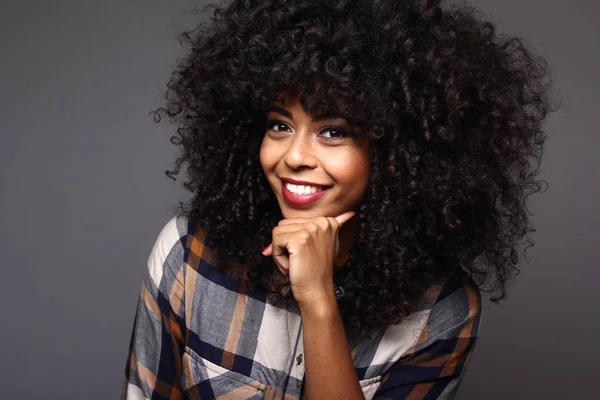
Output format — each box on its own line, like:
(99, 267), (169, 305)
(266, 106), (348, 123)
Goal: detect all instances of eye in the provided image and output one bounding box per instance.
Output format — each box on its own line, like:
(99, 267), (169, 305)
(265, 119), (291, 133)
(318, 126), (349, 140)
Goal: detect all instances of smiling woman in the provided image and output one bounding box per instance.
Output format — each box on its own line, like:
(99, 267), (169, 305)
(121, 0), (554, 399)
(260, 94), (371, 219)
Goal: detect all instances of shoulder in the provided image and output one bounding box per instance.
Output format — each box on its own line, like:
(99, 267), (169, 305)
(349, 279), (481, 378)
(147, 214), (245, 286)
(372, 278), (482, 368)
(146, 213), (198, 286)
(414, 278), (482, 352)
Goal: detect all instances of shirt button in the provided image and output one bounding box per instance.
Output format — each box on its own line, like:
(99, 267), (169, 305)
(296, 354), (303, 365)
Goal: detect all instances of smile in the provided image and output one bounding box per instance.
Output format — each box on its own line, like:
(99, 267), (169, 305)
(281, 181), (331, 205)
(284, 182), (326, 195)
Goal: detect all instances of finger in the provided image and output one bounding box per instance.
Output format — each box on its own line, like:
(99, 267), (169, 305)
(271, 230), (312, 271)
(277, 214), (353, 227)
(277, 218), (317, 226)
(273, 223), (315, 232)
(334, 211), (356, 227)
(262, 245), (288, 276)
(272, 241), (290, 271)
(262, 244), (272, 256)
(277, 264), (289, 277)
(262, 224), (309, 256)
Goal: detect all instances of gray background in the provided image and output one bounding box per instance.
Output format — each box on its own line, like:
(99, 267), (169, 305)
(1, 0), (598, 398)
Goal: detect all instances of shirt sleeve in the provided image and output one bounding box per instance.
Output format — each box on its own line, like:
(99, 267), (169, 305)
(373, 280), (482, 400)
(121, 223), (186, 400)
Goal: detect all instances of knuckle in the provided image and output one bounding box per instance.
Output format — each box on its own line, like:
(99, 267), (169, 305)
(301, 231), (311, 240)
(316, 216), (328, 224)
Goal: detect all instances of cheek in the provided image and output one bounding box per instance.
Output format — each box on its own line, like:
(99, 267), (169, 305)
(327, 150), (371, 187)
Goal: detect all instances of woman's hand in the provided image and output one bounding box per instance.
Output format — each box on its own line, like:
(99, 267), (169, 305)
(262, 211), (355, 309)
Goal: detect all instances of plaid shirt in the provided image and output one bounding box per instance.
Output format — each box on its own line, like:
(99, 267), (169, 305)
(121, 214), (482, 400)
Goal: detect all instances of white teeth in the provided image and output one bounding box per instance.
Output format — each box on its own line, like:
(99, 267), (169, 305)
(285, 182), (325, 195)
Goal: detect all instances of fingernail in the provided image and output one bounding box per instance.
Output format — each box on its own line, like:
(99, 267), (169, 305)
(262, 245), (270, 255)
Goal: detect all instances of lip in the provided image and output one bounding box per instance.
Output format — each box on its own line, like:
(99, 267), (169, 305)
(281, 181), (331, 206)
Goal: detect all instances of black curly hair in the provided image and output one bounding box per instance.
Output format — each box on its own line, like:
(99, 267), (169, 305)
(154, 0), (555, 338)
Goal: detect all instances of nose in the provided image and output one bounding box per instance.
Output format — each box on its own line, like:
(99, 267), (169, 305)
(283, 131), (318, 170)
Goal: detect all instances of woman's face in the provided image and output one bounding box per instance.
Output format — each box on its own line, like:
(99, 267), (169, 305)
(260, 95), (371, 219)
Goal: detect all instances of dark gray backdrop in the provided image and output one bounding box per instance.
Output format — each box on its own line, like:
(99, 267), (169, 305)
(1, 0), (598, 398)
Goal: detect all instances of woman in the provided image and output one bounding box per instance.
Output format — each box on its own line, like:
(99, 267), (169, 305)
(121, 0), (553, 398)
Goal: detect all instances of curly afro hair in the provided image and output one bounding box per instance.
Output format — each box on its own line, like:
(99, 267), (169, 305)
(154, 0), (555, 338)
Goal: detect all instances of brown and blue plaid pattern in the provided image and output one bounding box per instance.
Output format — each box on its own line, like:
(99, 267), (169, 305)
(121, 215), (481, 400)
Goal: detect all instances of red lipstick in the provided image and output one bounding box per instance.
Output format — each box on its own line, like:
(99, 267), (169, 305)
(281, 180), (331, 206)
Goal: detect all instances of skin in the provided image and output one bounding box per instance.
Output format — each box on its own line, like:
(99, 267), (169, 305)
(259, 94), (370, 399)
(259, 93), (371, 265)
